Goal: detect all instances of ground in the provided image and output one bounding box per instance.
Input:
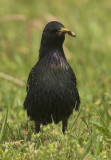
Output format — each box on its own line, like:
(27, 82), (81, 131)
(0, 0), (111, 159)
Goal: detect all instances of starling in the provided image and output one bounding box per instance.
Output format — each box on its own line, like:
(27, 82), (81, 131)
(24, 21), (80, 133)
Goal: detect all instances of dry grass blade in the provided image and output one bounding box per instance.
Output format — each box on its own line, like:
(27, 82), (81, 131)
(0, 72), (25, 87)
(0, 14), (26, 23)
(45, 13), (58, 22)
(28, 19), (44, 30)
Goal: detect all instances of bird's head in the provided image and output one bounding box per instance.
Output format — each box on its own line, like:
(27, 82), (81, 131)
(41, 21), (76, 48)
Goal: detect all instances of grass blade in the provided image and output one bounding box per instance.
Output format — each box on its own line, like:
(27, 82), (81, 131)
(0, 109), (8, 142)
(70, 106), (83, 132)
(79, 131), (94, 160)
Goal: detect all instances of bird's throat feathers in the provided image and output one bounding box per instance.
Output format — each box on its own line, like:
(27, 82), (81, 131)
(39, 48), (67, 69)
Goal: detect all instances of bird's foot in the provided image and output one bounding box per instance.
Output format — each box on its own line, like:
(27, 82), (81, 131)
(35, 121), (40, 133)
(62, 119), (68, 134)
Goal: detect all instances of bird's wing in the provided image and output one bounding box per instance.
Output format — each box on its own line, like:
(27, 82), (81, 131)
(69, 65), (80, 110)
(26, 66), (35, 93)
(68, 64), (77, 86)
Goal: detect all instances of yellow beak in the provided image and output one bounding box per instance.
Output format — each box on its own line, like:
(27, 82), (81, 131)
(58, 27), (76, 37)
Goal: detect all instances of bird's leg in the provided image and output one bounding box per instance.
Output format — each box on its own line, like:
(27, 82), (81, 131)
(35, 121), (40, 133)
(62, 119), (68, 134)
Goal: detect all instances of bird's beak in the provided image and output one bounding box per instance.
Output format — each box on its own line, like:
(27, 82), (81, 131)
(58, 27), (76, 37)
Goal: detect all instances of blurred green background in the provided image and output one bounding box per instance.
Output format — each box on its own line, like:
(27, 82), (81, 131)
(0, 0), (111, 159)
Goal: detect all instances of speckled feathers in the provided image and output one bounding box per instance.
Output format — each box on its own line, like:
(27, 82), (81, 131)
(24, 21), (80, 133)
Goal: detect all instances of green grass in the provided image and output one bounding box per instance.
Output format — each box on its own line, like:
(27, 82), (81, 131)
(0, 0), (111, 159)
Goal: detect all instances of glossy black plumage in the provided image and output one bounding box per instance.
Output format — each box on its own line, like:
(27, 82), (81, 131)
(24, 21), (80, 133)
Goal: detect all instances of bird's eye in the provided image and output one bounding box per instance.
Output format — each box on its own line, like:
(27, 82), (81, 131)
(50, 29), (58, 33)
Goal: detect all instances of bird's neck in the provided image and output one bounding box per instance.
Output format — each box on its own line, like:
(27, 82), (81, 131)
(39, 44), (66, 60)
(38, 44), (67, 69)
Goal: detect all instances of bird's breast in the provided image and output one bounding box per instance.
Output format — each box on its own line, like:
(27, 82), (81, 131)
(36, 62), (72, 94)
(47, 51), (68, 70)
(34, 50), (74, 96)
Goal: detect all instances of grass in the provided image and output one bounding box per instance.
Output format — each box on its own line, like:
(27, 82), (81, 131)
(0, 0), (111, 159)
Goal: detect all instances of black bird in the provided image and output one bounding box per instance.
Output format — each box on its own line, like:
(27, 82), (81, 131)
(24, 21), (80, 133)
